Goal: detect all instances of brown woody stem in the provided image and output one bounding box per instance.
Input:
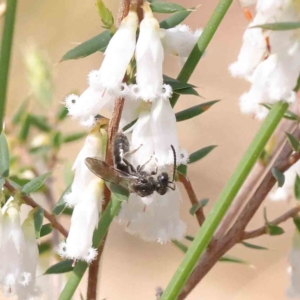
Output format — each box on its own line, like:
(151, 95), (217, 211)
(179, 127), (300, 299)
(4, 180), (68, 237)
(179, 174), (205, 226)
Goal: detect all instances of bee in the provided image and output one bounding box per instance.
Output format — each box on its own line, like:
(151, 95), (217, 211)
(85, 132), (176, 197)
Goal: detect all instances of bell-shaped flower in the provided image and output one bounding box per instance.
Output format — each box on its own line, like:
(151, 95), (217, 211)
(17, 211), (39, 299)
(58, 179), (103, 263)
(129, 98), (188, 169)
(135, 2), (164, 101)
(160, 24), (202, 60)
(97, 10), (138, 91)
(287, 230), (300, 297)
(65, 10), (138, 128)
(116, 190), (186, 243)
(0, 199), (39, 299)
(64, 122), (105, 207)
(65, 87), (113, 128)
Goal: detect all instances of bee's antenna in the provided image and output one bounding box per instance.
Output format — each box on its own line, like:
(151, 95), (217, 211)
(170, 145), (176, 182)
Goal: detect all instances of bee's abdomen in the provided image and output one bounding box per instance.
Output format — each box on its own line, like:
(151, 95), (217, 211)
(113, 132), (130, 164)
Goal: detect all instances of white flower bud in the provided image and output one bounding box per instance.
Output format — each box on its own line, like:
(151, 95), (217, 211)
(135, 2), (164, 101)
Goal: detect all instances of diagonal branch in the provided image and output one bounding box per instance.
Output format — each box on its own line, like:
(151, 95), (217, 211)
(178, 174), (205, 226)
(4, 180), (68, 238)
(242, 206), (300, 240)
(214, 119), (297, 239)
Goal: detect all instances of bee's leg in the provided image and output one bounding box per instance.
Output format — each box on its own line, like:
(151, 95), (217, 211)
(168, 182), (176, 190)
(151, 167), (158, 175)
(123, 144), (143, 160)
(137, 156), (153, 172)
(123, 158), (137, 174)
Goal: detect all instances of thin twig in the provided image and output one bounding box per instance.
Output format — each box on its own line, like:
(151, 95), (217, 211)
(242, 206), (300, 240)
(4, 180), (68, 237)
(179, 128), (300, 299)
(214, 119), (297, 238)
(178, 174), (205, 226)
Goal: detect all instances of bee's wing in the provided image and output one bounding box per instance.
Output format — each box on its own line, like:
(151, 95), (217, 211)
(85, 157), (138, 189)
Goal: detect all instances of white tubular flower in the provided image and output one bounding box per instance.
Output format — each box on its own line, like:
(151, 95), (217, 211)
(58, 179), (103, 263)
(160, 24), (202, 59)
(130, 108), (155, 171)
(230, 0), (300, 119)
(97, 10), (138, 91)
(151, 97), (180, 166)
(229, 26), (267, 78)
(17, 212), (39, 299)
(0, 198), (25, 297)
(287, 230), (300, 298)
(135, 2), (164, 101)
(65, 88), (113, 128)
(117, 190), (186, 243)
(130, 98), (186, 169)
(64, 124), (104, 207)
(269, 161), (300, 202)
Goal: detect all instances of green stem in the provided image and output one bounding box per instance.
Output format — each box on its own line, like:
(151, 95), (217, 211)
(0, 0), (18, 133)
(58, 196), (122, 300)
(170, 0), (233, 107)
(160, 101), (288, 300)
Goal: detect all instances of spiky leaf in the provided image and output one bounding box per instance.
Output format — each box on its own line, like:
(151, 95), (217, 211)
(44, 260), (74, 275)
(0, 132), (9, 177)
(188, 146), (217, 164)
(176, 101), (219, 122)
(271, 168), (285, 188)
(22, 172), (52, 194)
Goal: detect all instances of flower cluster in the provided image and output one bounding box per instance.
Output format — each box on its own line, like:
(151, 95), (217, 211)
(230, 0), (300, 119)
(0, 197), (39, 300)
(64, 3), (201, 244)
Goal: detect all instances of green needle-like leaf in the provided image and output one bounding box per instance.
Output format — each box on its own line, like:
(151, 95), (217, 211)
(286, 132), (300, 152)
(150, 2), (186, 13)
(52, 185), (72, 215)
(176, 101), (219, 122)
(22, 172), (52, 194)
(241, 241), (268, 250)
(44, 260), (74, 275)
(60, 30), (112, 62)
(0, 132), (9, 177)
(62, 132), (86, 143)
(294, 174), (300, 200)
(189, 199), (209, 215)
(188, 146), (217, 164)
(34, 207), (44, 239)
(172, 240), (189, 253)
(160, 10), (192, 29)
(40, 223), (53, 237)
(271, 168), (285, 188)
(0, 0), (18, 133)
(251, 22), (300, 31)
